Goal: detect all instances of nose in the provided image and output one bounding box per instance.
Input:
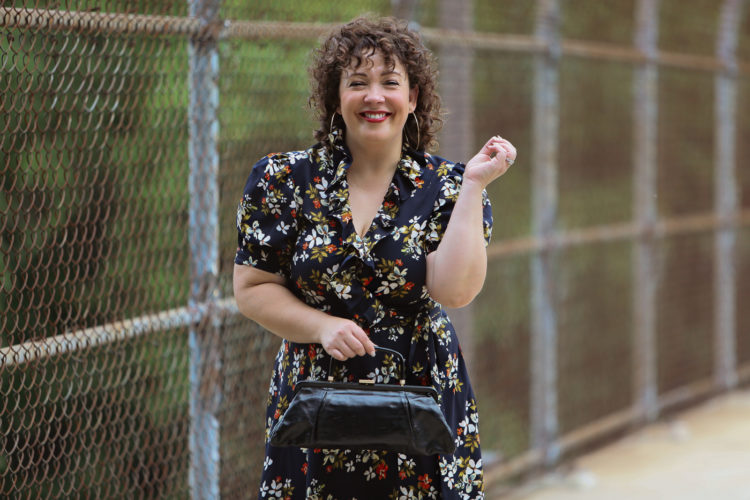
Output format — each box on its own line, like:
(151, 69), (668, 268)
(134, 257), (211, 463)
(363, 85), (385, 104)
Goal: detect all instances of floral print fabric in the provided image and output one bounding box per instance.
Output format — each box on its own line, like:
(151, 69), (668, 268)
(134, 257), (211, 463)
(235, 128), (492, 499)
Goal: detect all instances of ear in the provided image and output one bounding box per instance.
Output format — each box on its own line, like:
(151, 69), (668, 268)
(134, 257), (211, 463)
(409, 86), (419, 113)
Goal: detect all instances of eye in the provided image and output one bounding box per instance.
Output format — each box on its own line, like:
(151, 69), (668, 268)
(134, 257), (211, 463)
(385, 80), (400, 86)
(349, 81), (365, 87)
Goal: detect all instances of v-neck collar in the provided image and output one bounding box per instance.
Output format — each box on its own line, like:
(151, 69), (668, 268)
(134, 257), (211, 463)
(318, 125), (429, 267)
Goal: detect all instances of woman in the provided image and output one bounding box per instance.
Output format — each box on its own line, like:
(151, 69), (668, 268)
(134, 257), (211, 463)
(234, 16), (516, 499)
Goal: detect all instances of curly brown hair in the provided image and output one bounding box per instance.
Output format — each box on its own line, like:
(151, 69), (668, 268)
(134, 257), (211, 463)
(308, 16), (442, 152)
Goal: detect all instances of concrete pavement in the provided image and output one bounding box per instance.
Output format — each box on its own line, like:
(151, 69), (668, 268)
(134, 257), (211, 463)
(492, 389), (750, 500)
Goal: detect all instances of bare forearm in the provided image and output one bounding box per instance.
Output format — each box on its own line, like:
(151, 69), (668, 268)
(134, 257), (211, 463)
(427, 180), (488, 307)
(232, 264), (375, 360)
(235, 281), (331, 344)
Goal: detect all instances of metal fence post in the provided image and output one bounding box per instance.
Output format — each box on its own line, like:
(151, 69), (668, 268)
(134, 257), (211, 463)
(188, 0), (222, 498)
(632, 0), (660, 423)
(531, 0), (560, 466)
(391, 0), (419, 21)
(438, 0), (478, 378)
(713, 0), (743, 391)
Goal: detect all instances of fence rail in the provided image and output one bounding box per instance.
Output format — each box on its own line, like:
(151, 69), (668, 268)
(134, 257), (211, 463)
(487, 209), (750, 258)
(3, 7), (749, 74)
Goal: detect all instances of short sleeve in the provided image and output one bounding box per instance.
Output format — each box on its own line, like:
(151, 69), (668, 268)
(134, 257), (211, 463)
(235, 155), (298, 277)
(424, 162), (493, 254)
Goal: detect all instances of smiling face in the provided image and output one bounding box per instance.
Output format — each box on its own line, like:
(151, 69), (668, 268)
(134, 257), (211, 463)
(337, 50), (418, 155)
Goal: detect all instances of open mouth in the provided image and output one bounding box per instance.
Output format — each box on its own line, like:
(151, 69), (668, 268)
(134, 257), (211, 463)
(359, 112), (391, 122)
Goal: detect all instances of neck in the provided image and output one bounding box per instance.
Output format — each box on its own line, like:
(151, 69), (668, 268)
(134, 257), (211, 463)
(345, 136), (403, 177)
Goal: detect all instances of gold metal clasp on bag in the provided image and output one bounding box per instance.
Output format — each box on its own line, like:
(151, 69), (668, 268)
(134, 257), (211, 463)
(357, 378), (406, 386)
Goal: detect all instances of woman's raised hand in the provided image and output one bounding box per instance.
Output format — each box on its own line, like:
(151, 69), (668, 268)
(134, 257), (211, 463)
(318, 317), (377, 361)
(463, 136), (517, 188)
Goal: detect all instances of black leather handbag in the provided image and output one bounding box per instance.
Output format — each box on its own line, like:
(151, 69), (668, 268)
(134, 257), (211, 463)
(268, 346), (456, 455)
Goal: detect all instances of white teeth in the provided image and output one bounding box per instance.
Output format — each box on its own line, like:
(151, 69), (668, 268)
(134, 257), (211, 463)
(363, 112), (387, 119)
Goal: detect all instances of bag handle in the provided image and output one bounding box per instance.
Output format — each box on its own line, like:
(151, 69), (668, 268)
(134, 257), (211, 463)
(327, 346), (407, 386)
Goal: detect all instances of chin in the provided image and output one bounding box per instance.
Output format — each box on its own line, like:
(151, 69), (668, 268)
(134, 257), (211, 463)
(359, 130), (400, 145)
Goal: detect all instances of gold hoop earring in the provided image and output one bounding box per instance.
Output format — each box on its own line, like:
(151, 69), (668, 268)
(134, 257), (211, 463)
(409, 112), (420, 150)
(330, 113), (337, 133)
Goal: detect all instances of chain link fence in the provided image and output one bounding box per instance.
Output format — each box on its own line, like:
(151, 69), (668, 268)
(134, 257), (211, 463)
(2, 0), (749, 497)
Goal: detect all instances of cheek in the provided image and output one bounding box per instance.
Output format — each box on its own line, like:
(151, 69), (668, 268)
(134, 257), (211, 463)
(398, 94), (413, 114)
(337, 87), (350, 109)
(339, 94), (357, 114)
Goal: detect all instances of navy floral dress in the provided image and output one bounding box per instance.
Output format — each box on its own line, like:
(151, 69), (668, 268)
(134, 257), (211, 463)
(235, 128), (492, 500)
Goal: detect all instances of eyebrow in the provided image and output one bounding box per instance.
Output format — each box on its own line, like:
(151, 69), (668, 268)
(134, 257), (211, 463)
(346, 70), (403, 79)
